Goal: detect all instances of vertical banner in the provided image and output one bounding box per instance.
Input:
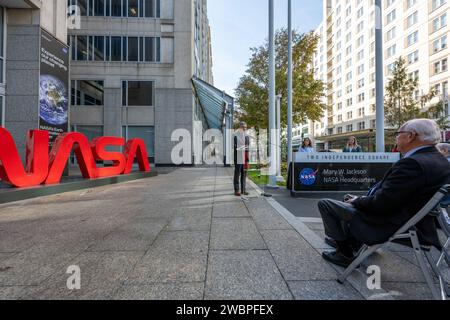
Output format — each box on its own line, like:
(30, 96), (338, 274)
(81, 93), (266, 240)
(39, 29), (70, 145)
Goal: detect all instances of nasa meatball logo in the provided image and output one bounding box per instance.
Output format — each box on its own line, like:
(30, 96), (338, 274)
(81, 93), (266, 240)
(299, 168), (318, 186)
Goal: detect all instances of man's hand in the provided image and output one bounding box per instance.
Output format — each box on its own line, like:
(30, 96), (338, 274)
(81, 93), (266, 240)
(344, 195), (358, 204)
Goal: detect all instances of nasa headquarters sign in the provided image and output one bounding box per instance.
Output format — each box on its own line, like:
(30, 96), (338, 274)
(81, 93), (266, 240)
(293, 153), (400, 192)
(39, 29), (70, 145)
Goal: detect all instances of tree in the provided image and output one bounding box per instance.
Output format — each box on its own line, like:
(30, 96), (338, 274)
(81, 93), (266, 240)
(384, 57), (436, 130)
(235, 29), (325, 167)
(420, 100), (450, 130)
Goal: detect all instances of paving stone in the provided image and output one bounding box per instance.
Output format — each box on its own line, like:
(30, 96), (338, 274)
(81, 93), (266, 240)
(213, 202), (250, 218)
(167, 212), (211, 231)
(114, 283), (204, 300)
(88, 218), (167, 252)
(261, 230), (337, 281)
(375, 282), (433, 300)
(288, 280), (363, 300)
(0, 286), (37, 300)
(0, 244), (81, 286)
(204, 250), (292, 300)
(23, 252), (143, 300)
(125, 251), (208, 285)
(210, 218), (266, 250)
(246, 199), (292, 230)
(149, 231), (210, 253)
(361, 248), (427, 283)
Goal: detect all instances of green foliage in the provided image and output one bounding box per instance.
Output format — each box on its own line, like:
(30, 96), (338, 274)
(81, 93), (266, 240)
(420, 100), (450, 130)
(384, 57), (436, 130)
(235, 29), (326, 131)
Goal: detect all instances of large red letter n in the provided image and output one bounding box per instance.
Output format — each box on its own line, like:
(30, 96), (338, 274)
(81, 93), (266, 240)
(0, 128), (49, 187)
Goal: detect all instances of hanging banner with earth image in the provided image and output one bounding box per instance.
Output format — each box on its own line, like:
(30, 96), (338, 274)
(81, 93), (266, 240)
(39, 29), (70, 145)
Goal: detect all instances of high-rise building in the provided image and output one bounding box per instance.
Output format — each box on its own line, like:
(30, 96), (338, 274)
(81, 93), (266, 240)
(310, 0), (449, 151)
(67, 0), (218, 165)
(1, 0), (68, 154)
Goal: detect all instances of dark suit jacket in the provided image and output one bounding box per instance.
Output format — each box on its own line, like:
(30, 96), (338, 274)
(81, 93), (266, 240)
(350, 146), (450, 247)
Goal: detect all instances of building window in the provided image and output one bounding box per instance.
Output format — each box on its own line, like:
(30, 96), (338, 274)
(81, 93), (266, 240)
(71, 80), (104, 106)
(72, 0), (161, 18)
(346, 124), (353, 132)
(433, 35), (448, 53)
(93, 0), (105, 16)
(407, 50), (419, 64)
(406, 11), (418, 28)
(122, 126), (155, 160)
(71, 125), (103, 140)
(358, 122), (365, 131)
(76, 36), (88, 61)
(76, 0), (88, 16)
(127, 37), (139, 61)
(407, 31), (418, 47)
(145, 37), (161, 62)
(122, 81), (154, 106)
(93, 36), (105, 61)
(71, 35), (161, 63)
(111, 0), (122, 16)
(110, 36), (122, 61)
(432, 0), (448, 11)
(70, 125), (104, 164)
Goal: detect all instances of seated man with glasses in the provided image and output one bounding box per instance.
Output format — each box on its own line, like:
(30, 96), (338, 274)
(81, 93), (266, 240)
(318, 119), (450, 267)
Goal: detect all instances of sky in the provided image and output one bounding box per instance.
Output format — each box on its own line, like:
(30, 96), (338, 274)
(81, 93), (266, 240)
(208, 0), (323, 97)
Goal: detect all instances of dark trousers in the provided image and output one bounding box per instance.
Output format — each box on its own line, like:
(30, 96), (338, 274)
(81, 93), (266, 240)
(234, 164), (246, 192)
(318, 199), (363, 242)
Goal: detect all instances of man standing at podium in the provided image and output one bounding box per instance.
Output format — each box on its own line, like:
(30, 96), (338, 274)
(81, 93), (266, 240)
(234, 121), (250, 197)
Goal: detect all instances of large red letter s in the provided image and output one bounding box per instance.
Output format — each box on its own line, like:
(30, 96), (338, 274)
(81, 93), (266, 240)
(123, 138), (151, 174)
(0, 128), (49, 187)
(46, 132), (98, 185)
(91, 137), (126, 178)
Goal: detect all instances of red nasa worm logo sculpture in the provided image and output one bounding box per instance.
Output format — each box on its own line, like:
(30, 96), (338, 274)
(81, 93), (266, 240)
(0, 128), (150, 188)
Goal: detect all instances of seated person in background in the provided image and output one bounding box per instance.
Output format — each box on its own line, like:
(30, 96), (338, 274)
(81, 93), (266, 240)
(437, 143), (450, 163)
(318, 119), (450, 267)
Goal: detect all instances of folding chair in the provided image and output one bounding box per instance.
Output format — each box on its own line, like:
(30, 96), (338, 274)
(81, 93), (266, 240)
(337, 185), (450, 300)
(436, 203), (450, 268)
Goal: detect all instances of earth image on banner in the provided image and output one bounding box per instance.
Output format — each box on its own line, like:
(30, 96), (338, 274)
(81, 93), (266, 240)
(39, 74), (68, 125)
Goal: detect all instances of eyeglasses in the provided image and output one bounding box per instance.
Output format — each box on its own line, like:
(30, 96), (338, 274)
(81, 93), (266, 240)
(395, 131), (415, 137)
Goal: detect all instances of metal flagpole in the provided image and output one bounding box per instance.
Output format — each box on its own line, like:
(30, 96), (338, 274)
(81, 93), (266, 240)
(375, 0), (385, 152)
(276, 94), (283, 182)
(287, 0), (294, 193)
(267, 0), (278, 188)
(287, 0), (293, 166)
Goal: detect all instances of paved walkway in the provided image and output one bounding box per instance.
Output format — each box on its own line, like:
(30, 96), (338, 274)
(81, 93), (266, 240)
(0, 167), (446, 299)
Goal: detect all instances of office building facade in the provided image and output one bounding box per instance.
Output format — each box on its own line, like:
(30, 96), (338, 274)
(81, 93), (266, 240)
(67, 0), (214, 165)
(308, 0), (449, 151)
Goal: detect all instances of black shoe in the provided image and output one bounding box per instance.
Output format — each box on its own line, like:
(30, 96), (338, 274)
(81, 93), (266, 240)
(325, 236), (338, 248)
(352, 241), (364, 254)
(322, 250), (355, 268)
